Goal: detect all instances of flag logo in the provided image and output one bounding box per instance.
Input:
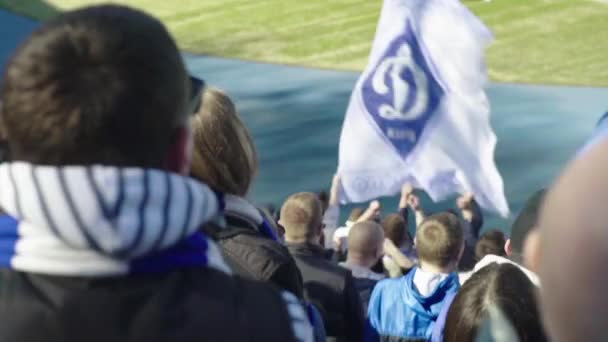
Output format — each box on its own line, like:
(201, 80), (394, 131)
(361, 21), (443, 158)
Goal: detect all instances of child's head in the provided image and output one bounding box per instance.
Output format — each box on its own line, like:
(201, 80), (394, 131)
(415, 212), (464, 271)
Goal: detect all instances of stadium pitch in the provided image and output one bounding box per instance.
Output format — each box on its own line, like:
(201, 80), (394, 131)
(1, 0), (608, 86)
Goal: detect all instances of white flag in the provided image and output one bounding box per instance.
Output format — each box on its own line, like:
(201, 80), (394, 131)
(338, 0), (509, 217)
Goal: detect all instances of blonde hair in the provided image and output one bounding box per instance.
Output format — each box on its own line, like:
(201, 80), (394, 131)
(190, 87), (257, 196)
(280, 192), (322, 242)
(416, 212), (464, 268)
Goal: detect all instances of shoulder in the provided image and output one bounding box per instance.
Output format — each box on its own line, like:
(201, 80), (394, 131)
(373, 276), (404, 293)
(220, 230), (294, 270)
(0, 268), (311, 342)
(318, 257), (354, 282)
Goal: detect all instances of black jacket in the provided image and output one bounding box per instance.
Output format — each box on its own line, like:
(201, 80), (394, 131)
(206, 212), (305, 298)
(353, 277), (378, 316)
(287, 242), (365, 342)
(0, 267), (309, 342)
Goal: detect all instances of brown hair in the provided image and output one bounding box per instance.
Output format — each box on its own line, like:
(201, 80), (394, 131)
(190, 88), (257, 195)
(280, 192), (322, 242)
(416, 212), (464, 268)
(0, 5), (188, 167)
(382, 214), (409, 247)
(445, 263), (546, 342)
(474, 229), (507, 261)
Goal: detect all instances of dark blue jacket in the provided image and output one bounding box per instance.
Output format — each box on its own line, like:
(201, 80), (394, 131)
(365, 268), (460, 341)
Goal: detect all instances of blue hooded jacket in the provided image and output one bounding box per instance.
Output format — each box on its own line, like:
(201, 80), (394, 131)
(365, 268), (460, 341)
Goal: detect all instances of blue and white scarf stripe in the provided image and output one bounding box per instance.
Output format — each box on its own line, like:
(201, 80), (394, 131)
(0, 162), (230, 276)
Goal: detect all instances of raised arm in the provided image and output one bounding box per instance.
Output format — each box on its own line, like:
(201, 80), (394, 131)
(456, 192), (484, 240)
(383, 238), (415, 270)
(399, 183), (425, 229)
(329, 174), (341, 207)
(356, 200), (382, 223)
(322, 175), (341, 249)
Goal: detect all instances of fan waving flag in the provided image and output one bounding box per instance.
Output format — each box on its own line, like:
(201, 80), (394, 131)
(338, 0), (510, 217)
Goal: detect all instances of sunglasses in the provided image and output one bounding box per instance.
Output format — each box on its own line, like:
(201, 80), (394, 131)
(188, 76), (206, 115)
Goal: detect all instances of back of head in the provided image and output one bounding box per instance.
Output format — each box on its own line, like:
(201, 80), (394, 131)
(280, 192), (322, 243)
(445, 263), (546, 342)
(510, 190), (546, 263)
(475, 229), (507, 262)
(1, 5), (188, 167)
(382, 213), (409, 247)
(348, 221), (385, 259)
(416, 212), (463, 269)
(538, 139), (608, 342)
(190, 87), (258, 196)
(348, 207), (364, 222)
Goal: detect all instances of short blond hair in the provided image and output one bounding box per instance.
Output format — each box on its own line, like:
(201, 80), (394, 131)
(190, 87), (257, 196)
(416, 212), (464, 268)
(280, 192), (322, 242)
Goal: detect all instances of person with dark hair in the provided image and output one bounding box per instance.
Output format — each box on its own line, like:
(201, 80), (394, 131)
(537, 137), (608, 342)
(507, 189), (546, 264)
(366, 212), (463, 341)
(474, 229), (507, 262)
(281, 192), (364, 342)
(190, 87), (305, 300)
(455, 193), (485, 271)
(0, 5), (312, 342)
(340, 221), (386, 315)
(443, 263), (546, 342)
(382, 184), (420, 278)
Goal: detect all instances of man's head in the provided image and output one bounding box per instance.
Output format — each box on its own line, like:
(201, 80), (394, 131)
(475, 229), (507, 262)
(347, 221), (385, 268)
(382, 213), (412, 250)
(0, 5), (192, 170)
(415, 212), (464, 271)
(279, 192), (323, 244)
(538, 139), (608, 342)
(508, 189), (546, 263)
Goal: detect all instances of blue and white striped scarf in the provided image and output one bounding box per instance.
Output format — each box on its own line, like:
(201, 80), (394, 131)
(0, 162), (315, 342)
(0, 162), (230, 276)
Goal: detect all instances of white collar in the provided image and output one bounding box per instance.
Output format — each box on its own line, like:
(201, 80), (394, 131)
(461, 254), (540, 287)
(413, 268), (450, 296)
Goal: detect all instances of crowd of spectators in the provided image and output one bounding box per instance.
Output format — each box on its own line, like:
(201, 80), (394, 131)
(0, 4), (602, 342)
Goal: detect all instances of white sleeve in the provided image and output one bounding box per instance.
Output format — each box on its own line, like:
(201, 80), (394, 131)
(322, 204), (340, 229)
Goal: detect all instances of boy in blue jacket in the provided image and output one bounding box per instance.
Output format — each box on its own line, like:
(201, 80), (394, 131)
(366, 212), (464, 341)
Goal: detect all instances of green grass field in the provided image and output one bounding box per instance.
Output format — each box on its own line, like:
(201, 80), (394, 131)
(2, 0), (608, 86)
